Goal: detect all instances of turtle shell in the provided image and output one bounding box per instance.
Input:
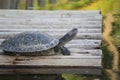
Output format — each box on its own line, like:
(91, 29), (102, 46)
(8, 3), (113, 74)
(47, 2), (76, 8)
(1, 32), (59, 53)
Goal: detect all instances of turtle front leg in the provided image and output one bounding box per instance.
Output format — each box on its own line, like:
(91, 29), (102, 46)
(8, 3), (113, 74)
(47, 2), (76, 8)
(60, 47), (71, 55)
(54, 46), (71, 55)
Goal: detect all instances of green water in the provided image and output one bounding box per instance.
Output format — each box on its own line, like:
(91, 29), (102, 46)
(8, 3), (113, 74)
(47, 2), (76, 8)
(0, 74), (64, 80)
(0, 71), (119, 80)
(0, 74), (101, 80)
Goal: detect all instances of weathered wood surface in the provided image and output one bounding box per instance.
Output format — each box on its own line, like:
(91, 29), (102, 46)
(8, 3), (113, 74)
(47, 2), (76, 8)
(0, 10), (101, 17)
(0, 69), (101, 75)
(0, 24), (102, 29)
(0, 54), (101, 75)
(0, 32), (102, 40)
(0, 10), (102, 75)
(0, 29), (101, 33)
(0, 19), (102, 24)
(0, 54), (101, 65)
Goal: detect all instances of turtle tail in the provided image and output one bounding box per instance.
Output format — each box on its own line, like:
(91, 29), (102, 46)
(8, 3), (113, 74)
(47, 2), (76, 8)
(58, 28), (78, 46)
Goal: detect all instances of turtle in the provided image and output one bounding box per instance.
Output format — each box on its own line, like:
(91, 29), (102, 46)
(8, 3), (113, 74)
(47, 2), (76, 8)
(1, 28), (78, 56)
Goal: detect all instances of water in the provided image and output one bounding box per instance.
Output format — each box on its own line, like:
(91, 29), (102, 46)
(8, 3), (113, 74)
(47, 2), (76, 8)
(0, 74), (64, 80)
(0, 74), (102, 80)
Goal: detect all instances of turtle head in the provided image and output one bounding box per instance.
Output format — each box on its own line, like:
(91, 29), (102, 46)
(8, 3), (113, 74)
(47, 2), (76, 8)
(55, 28), (78, 55)
(58, 28), (78, 46)
(54, 28), (78, 55)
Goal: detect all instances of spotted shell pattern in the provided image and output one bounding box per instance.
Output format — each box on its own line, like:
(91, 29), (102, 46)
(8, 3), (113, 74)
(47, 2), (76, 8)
(1, 32), (59, 53)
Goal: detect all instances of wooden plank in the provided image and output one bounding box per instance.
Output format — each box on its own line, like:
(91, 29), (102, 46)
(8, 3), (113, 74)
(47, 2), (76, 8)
(0, 53), (102, 75)
(0, 32), (102, 39)
(0, 19), (102, 25)
(0, 19), (102, 30)
(0, 13), (102, 18)
(0, 55), (101, 75)
(0, 24), (102, 29)
(0, 10), (101, 14)
(0, 29), (101, 33)
(61, 14), (102, 18)
(0, 10), (101, 18)
(0, 16), (102, 19)
(0, 16), (102, 20)
(0, 13), (102, 19)
(69, 49), (102, 55)
(66, 44), (101, 49)
(0, 22), (101, 27)
(0, 54), (101, 59)
(0, 68), (101, 75)
(0, 55), (101, 66)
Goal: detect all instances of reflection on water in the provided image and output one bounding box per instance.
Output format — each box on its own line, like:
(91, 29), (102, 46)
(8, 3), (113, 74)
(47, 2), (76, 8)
(0, 74), (64, 80)
(0, 74), (102, 80)
(1, 71), (120, 80)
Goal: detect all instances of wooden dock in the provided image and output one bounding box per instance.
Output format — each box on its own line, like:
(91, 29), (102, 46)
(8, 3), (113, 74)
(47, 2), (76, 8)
(0, 10), (102, 75)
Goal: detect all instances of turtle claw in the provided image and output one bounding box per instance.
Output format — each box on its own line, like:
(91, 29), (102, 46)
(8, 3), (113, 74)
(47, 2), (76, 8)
(61, 47), (71, 55)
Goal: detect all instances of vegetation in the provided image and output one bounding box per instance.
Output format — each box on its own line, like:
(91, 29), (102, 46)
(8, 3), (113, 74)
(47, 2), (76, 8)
(62, 73), (101, 80)
(112, 14), (120, 46)
(18, 0), (97, 10)
(18, 0), (27, 9)
(111, 14), (120, 71)
(62, 74), (83, 80)
(102, 43), (113, 69)
(99, 0), (120, 15)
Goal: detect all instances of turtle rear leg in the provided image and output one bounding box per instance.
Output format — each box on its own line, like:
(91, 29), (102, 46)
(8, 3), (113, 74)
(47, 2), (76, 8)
(61, 47), (70, 55)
